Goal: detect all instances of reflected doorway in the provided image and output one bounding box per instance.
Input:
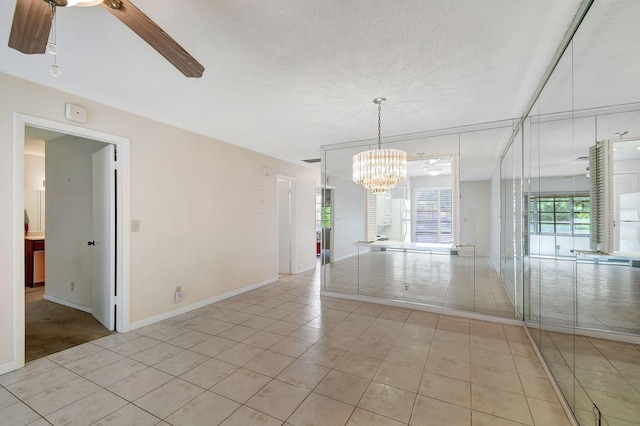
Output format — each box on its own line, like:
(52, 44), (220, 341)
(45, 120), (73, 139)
(321, 187), (333, 264)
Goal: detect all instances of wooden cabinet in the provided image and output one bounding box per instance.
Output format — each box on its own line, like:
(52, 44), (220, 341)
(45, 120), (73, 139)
(25, 237), (45, 287)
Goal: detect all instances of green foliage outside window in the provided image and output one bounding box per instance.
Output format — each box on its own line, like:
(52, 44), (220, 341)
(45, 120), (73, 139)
(529, 194), (590, 236)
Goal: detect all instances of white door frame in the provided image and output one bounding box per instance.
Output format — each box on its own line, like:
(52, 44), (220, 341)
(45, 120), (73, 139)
(276, 175), (296, 275)
(13, 113), (131, 368)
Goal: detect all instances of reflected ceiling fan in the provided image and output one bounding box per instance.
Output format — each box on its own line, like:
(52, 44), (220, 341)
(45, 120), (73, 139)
(8, 0), (204, 77)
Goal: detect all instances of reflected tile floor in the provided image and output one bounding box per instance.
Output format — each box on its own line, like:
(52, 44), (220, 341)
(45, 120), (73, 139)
(536, 330), (640, 426)
(529, 258), (640, 335)
(324, 251), (515, 318)
(0, 269), (570, 425)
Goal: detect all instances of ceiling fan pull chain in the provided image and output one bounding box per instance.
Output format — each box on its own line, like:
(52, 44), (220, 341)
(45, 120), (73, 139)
(48, 2), (62, 77)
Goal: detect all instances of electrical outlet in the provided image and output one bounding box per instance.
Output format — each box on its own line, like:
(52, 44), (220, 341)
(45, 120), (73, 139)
(404, 283), (409, 292)
(174, 286), (183, 303)
(70, 282), (75, 291)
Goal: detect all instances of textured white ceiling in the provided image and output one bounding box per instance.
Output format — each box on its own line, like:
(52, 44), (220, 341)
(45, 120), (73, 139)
(3, 0), (638, 179)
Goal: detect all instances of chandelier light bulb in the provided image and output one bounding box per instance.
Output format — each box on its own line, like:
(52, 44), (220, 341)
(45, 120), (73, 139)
(50, 64), (62, 77)
(47, 41), (57, 55)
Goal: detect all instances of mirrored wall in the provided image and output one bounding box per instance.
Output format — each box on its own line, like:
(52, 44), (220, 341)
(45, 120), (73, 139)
(507, 1), (640, 424)
(322, 123), (515, 318)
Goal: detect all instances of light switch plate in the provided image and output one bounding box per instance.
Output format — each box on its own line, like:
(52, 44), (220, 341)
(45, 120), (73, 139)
(131, 220), (140, 232)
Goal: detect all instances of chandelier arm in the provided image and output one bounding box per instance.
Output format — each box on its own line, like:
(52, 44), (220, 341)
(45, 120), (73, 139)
(377, 100), (382, 150)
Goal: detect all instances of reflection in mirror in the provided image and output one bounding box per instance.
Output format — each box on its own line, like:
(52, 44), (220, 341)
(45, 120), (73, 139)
(520, 0), (640, 421)
(322, 125), (514, 317)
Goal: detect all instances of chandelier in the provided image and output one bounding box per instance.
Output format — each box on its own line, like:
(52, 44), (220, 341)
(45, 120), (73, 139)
(352, 98), (407, 194)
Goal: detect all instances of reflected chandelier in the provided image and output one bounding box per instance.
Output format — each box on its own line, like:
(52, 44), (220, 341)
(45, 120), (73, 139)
(352, 98), (407, 194)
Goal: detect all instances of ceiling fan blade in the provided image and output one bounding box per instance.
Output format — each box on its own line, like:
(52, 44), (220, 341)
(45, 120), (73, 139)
(101, 0), (204, 78)
(8, 0), (54, 54)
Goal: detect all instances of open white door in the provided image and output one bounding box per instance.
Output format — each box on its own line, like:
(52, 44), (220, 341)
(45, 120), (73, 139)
(277, 178), (292, 274)
(92, 145), (116, 330)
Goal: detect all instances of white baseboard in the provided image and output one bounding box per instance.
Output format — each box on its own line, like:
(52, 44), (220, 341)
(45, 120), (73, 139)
(129, 277), (278, 330)
(332, 251), (362, 263)
(295, 264), (317, 274)
(0, 360), (19, 376)
(524, 320), (640, 345)
(320, 290), (523, 326)
(43, 294), (92, 314)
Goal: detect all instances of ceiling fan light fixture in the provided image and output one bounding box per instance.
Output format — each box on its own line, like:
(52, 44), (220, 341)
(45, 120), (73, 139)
(49, 64), (62, 77)
(66, 0), (104, 7)
(353, 98), (407, 195)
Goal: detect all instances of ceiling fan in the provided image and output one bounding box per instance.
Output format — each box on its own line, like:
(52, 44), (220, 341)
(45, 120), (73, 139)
(8, 0), (205, 78)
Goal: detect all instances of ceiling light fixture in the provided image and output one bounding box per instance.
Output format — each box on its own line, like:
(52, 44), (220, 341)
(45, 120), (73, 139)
(352, 98), (407, 194)
(428, 168), (442, 176)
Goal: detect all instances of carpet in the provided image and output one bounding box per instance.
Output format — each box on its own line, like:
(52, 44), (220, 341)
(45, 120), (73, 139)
(25, 286), (114, 362)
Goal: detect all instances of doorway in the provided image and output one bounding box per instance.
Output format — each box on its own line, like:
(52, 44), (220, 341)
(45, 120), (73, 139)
(13, 113), (131, 368)
(321, 187), (333, 264)
(277, 176), (296, 276)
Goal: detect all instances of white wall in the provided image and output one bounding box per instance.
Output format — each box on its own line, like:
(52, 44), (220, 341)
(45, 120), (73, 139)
(530, 176), (590, 193)
(0, 72), (319, 372)
(24, 154), (45, 191)
(410, 174), (451, 188)
(459, 180), (491, 256)
(45, 136), (107, 310)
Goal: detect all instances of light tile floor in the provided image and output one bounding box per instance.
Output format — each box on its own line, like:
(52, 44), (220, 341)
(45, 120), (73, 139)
(0, 269), (572, 426)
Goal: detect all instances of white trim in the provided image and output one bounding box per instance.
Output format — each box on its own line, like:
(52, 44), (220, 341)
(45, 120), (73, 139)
(320, 290), (523, 326)
(0, 361), (19, 376)
(331, 250), (361, 264)
(295, 264), (317, 274)
(525, 320), (640, 345)
(43, 294), (92, 314)
(12, 114), (26, 371)
(129, 277), (277, 330)
(12, 113), (131, 372)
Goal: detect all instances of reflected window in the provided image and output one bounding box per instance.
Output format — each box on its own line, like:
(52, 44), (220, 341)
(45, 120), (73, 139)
(529, 194), (590, 236)
(414, 187), (452, 243)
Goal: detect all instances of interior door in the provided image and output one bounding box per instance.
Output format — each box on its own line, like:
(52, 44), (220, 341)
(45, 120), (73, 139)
(92, 145), (116, 330)
(277, 179), (291, 274)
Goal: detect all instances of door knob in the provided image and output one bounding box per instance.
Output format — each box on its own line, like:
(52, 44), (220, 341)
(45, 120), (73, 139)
(87, 241), (95, 246)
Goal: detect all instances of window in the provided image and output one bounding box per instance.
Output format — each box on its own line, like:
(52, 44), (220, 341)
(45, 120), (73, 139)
(316, 190), (332, 230)
(414, 188), (452, 243)
(529, 194), (590, 236)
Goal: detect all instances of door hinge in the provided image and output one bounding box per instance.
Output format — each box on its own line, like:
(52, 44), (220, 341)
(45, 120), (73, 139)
(113, 146), (118, 162)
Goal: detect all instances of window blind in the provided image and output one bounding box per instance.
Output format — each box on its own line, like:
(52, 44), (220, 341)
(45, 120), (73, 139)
(589, 140), (613, 252)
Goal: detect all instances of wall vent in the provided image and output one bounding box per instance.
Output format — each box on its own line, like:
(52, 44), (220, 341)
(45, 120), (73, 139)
(302, 158), (321, 164)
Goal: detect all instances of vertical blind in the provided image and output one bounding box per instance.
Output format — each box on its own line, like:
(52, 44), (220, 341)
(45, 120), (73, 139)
(589, 140), (613, 252)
